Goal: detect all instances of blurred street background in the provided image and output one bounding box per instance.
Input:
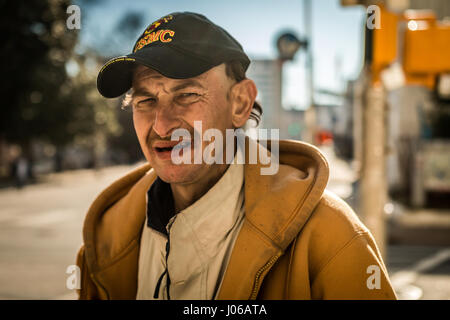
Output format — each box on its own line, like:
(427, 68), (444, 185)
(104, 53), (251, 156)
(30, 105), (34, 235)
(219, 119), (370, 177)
(1, 0), (449, 299)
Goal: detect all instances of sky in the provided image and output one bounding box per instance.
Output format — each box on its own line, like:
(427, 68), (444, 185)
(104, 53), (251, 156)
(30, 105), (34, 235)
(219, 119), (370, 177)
(76, 0), (367, 109)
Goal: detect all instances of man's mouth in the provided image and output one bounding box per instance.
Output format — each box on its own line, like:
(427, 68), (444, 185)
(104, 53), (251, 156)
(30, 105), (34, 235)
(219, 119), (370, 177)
(152, 140), (192, 157)
(172, 140), (191, 151)
(155, 146), (174, 152)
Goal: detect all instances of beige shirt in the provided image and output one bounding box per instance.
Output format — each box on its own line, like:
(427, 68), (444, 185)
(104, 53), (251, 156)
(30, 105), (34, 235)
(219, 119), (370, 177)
(136, 160), (245, 300)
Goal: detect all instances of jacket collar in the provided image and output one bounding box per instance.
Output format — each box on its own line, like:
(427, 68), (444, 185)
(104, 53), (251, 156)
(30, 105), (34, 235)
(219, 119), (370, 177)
(82, 164), (154, 274)
(82, 138), (329, 299)
(217, 138), (329, 298)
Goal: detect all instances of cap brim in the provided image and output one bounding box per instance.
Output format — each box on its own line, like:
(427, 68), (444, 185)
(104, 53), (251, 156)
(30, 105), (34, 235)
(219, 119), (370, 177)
(97, 45), (219, 98)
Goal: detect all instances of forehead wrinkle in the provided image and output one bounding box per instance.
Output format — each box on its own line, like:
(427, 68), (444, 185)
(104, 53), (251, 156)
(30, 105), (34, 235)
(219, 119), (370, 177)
(132, 64), (227, 97)
(132, 65), (163, 86)
(132, 74), (171, 95)
(132, 86), (155, 98)
(132, 72), (163, 87)
(134, 77), (207, 97)
(170, 79), (206, 92)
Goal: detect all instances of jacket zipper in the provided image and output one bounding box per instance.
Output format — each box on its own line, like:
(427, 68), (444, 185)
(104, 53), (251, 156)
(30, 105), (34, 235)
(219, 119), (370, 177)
(250, 253), (282, 299)
(153, 219), (175, 300)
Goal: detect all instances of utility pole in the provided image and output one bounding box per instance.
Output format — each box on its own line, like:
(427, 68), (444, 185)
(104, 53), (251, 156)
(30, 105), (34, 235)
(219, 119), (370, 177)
(303, 0), (316, 144)
(343, 0), (393, 259)
(360, 81), (388, 258)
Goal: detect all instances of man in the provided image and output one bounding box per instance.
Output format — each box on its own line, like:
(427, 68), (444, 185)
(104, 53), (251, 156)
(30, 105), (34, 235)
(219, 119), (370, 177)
(76, 12), (397, 300)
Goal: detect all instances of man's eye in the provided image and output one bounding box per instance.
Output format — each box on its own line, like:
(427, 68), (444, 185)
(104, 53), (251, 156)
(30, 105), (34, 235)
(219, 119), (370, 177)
(177, 93), (200, 103)
(140, 97), (156, 104)
(134, 98), (156, 109)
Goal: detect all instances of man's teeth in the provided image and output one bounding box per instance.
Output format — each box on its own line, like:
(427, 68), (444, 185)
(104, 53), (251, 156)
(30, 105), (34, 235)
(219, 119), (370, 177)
(173, 141), (191, 150)
(156, 146), (173, 152)
(155, 141), (191, 152)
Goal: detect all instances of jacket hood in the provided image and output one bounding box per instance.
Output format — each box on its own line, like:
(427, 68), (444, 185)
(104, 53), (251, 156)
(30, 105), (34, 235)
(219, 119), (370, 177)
(216, 138), (329, 298)
(82, 137), (329, 298)
(244, 138), (329, 249)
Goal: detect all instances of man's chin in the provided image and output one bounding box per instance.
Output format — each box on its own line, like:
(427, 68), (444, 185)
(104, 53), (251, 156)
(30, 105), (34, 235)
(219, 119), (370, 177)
(153, 163), (202, 185)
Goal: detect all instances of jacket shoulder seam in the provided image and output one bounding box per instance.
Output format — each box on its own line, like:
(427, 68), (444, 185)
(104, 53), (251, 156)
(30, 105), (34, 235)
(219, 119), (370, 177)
(315, 192), (368, 234)
(313, 231), (370, 281)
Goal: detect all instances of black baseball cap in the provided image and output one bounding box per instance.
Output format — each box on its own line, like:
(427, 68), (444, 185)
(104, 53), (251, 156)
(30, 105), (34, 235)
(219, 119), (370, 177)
(97, 12), (252, 98)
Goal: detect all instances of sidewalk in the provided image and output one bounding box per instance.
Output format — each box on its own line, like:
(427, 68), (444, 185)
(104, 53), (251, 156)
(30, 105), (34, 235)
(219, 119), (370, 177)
(388, 207), (450, 246)
(320, 143), (450, 247)
(321, 144), (450, 299)
(1, 154), (449, 300)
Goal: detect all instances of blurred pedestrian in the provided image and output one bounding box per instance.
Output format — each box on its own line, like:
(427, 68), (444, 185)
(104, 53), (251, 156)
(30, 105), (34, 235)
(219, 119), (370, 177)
(12, 155), (28, 188)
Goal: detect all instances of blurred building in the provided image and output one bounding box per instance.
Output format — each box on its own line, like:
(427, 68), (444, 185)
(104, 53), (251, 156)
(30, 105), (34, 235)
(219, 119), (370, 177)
(247, 58), (350, 143)
(409, 0), (450, 19)
(246, 59), (283, 133)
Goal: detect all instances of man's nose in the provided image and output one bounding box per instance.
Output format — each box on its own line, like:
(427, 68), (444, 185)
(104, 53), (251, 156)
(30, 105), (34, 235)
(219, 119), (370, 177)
(152, 103), (181, 138)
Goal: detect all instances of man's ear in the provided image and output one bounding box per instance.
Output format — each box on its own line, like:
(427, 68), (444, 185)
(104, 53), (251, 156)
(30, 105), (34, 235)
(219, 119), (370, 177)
(230, 79), (257, 128)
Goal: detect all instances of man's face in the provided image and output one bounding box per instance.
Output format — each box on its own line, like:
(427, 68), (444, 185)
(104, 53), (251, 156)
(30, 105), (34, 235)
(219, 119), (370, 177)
(131, 63), (235, 185)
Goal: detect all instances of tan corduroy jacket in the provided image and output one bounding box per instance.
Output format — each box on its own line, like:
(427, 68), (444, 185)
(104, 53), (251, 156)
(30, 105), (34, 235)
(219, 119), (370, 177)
(76, 139), (397, 300)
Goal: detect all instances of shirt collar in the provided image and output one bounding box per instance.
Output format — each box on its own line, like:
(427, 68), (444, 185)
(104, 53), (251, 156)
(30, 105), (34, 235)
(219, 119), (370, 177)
(175, 162), (244, 246)
(146, 177), (176, 236)
(146, 143), (245, 237)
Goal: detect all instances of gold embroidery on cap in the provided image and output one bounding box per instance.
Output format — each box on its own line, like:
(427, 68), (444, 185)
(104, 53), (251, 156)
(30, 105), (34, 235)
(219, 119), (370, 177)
(133, 14), (175, 53)
(143, 14), (173, 35)
(100, 57), (136, 73)
(133, 29), (175, 52)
